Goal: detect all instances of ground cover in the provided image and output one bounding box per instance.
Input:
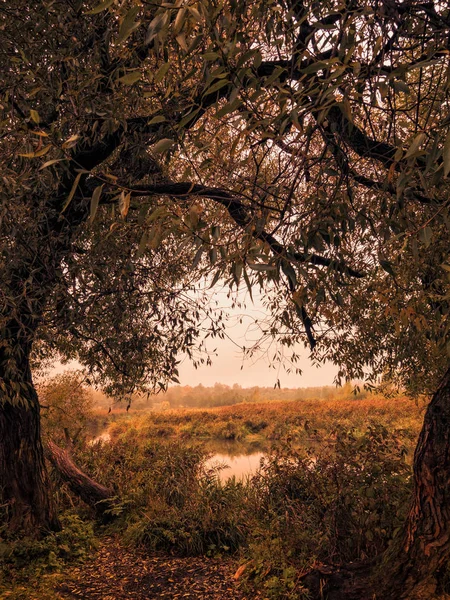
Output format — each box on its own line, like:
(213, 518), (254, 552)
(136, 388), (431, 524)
(1, 394), (432, 599)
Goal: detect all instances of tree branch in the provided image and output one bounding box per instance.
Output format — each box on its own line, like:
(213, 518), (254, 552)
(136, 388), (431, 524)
(126, 181), (365, 278)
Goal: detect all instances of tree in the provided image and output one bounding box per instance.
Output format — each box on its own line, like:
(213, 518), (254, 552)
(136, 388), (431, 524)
(39, 372), (94, 448)
(0, 0), (449, 597)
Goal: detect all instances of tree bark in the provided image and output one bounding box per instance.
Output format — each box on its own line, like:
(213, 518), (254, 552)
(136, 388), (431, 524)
(301, 366), (450, 600)
(46, 441), (114, 517)
(376, 364), (450, 599)
(0, 349), (60, 535)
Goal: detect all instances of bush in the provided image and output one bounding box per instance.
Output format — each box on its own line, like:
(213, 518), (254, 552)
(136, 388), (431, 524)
(0, 512), (96, 598)
(242, 424), (412, 597)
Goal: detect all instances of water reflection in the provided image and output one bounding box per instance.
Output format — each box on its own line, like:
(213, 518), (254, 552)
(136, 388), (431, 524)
(205, 450), (265, 482)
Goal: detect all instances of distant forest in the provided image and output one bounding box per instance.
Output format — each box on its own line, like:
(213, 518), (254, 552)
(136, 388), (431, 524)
(91, 382), (367, 411)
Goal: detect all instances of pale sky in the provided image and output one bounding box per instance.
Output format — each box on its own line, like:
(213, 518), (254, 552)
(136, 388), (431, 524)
(176, 286), (337, 388)
(177, 339), (336, 388)
(49, 286), (338, 389)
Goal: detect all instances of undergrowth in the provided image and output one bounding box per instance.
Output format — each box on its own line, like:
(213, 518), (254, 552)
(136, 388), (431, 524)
(72, 421), (412, 598)
(0, 512), (96, 599)
(2, 396), (420, 599)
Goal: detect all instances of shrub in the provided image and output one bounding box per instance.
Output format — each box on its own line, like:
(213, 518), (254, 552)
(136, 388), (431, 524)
(0, 513), (95, 570)
(241, 424), (412, 597)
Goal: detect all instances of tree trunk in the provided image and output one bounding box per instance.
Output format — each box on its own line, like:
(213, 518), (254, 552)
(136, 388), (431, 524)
(0, 351), (60, 535)
(301, 367), (450, 600)
(46, 441), (114, 518)
(377, 364), (450, 599)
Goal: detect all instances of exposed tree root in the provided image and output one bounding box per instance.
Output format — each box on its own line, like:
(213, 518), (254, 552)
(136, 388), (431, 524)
(46, 441), (114, 519)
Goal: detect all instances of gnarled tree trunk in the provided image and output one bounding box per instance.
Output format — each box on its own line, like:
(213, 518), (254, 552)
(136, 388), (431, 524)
(378, 365), (450, 599)
(302, 366), (450, 600)
(46, 441), (114, 517)
(0, 342), (60, 534)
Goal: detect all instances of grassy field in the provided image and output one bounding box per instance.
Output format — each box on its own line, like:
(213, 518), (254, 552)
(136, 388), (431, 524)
(1, 392), (430, 599)
(106, 394), (425, 456)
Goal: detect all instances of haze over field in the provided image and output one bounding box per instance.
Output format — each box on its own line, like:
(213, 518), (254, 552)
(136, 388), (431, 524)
(52, 291), (338, 388)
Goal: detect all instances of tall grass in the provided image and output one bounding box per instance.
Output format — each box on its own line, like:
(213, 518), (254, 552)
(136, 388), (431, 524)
(72, 414), (415, 598)
(3, 394), (425, 600)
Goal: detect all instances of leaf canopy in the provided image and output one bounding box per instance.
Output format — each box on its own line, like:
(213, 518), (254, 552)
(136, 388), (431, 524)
(1, 0), (449, 395)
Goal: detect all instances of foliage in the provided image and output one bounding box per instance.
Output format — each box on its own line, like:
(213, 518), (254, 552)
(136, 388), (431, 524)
(1, 0), (448, 397)
(67, 411), (413, 598)
(133, 381), (366, 409)
(3, 393), (420, 598)
(105, 393), (424, 455)
(38, 372), (95, 447)
(0, 512), (96, 597)
(75, 438), (248, 555)
(255, 425), (411, 565)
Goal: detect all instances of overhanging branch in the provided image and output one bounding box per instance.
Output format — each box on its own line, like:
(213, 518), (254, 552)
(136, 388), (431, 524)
(126, 181), (365, 279)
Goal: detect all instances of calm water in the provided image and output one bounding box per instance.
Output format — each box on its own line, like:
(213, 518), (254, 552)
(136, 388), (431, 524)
(205, 451), (265, 482)
(89, 429), (267, 480)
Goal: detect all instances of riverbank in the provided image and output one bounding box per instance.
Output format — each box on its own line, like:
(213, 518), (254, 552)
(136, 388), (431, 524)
(2, 394), (429, 599)
(99, 394), (425, 459)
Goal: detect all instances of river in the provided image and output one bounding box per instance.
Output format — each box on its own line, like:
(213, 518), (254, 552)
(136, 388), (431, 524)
(204, 451), (265, 482)
(90, 430), (266, 481)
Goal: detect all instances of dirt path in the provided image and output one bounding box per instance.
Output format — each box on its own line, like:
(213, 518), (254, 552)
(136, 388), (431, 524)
(57, 536), (259, 600)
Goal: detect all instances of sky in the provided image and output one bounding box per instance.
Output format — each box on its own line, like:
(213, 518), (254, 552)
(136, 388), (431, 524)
(50, 286), (338, 389)
(177, 338), (336, 388)
(176, 286), (338, 388)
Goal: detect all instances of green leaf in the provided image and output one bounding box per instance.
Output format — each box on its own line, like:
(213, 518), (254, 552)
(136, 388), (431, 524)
(211, 225), (220, 241)
(137, 230), (149, 257)
(148, 206), (167, 222)
(61, 173), (82, 213)
(175, 33), (188, 51)
(151, 138), (175, 154)
(85, 0), (115, 15)
(281, 261), (297, 288)
(209, 269), (222, 288)
(117, 6), (140, 44)
(232, 261), (243, 285)
(419, 226), (432, 247)
(243, 268), (253, 302)
(145, 12), (168, 45)
(154, 62), (170, 83)
(214, 98), (241, 119)
(147, 115), (166, 125)
(248, 262), (277, 272)
(301, 61), (328, 74)
(118, 71), (141, 85)
(209, 247), (217, 265)
(173, 7), (187, 35)
(203, 79), (229, 96)
(404, 133), (426, 159)
(264, 66), (286, 87)
(188, 6), (202, 22)
(30, 109), (40, 124)
(177, 108), (200, 130)
(88, 185), (103, 225)
(192, 246), (204, 268)
(203, 52), (220, 61)
(443, 131), (450, 177)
